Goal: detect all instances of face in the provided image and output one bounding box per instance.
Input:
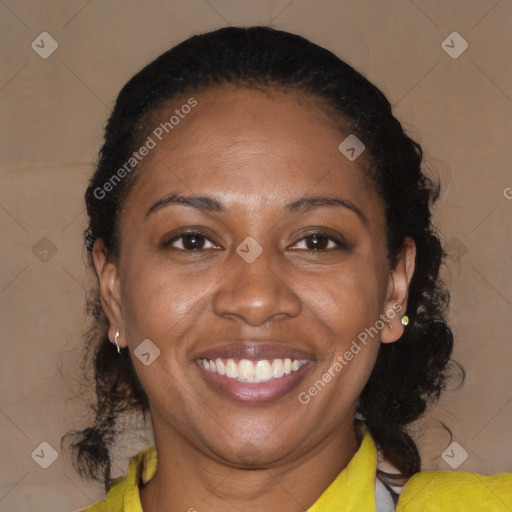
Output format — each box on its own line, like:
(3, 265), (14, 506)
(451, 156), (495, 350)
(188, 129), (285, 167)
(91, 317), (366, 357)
(94, 83), (415, 467)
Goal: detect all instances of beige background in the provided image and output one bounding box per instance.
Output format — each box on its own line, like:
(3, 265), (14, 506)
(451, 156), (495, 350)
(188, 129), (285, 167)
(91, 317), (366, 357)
(0, 1), (511, 510)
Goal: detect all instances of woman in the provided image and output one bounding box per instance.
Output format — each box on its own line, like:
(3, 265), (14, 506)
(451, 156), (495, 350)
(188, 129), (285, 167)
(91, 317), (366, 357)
(63, 26), (512, 511)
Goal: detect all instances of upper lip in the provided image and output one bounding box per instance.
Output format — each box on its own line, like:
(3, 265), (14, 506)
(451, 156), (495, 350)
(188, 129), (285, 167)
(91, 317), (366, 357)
(194, 341), (316, 361)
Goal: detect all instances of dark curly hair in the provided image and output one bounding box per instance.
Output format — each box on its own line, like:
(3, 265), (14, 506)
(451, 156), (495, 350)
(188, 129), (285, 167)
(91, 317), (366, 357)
(62, 25), (463, 493)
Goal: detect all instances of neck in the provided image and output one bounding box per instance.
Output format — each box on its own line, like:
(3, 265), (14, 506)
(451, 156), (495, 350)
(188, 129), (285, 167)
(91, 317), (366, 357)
(139, 412), (360, 512)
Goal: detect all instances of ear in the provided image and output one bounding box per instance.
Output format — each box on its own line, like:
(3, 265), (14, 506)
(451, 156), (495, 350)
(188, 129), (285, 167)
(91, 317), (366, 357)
(380, 237), (416, 343)
(91, 239), (126, 350)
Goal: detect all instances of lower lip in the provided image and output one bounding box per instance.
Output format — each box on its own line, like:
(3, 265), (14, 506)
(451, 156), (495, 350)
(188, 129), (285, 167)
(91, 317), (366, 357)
(196, 361), (315, 404)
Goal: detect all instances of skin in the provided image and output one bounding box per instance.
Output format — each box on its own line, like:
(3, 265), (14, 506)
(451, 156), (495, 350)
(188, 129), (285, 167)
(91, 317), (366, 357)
(93, 83), (416, 511)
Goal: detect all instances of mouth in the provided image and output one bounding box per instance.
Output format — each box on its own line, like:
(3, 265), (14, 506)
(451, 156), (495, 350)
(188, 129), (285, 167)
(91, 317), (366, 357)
(194, 342), (316, 404)
(199, 357), (309, 382)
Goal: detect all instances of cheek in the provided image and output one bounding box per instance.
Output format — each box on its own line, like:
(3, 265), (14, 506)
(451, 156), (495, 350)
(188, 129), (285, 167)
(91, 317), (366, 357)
(118, 259), (210, 416)
(296, 267), (384, 412)
(305, 261), (385, 343)
(120, 256), (211, 346)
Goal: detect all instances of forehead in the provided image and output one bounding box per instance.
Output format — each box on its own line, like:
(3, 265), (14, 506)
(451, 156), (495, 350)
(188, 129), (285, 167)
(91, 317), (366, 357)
(123, 83), (378, 214)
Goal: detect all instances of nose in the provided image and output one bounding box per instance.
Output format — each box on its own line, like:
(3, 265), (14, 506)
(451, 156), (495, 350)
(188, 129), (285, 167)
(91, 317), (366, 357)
(212, 247), (302, 327)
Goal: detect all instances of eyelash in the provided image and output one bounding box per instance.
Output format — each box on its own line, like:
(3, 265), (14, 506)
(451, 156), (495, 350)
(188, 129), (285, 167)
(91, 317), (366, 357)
(162, 231), (219, 251)
(162, 230), (346, 252)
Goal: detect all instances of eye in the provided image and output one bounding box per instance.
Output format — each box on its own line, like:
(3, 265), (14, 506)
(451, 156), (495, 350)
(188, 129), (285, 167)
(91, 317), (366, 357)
(163, 231), (219, 251)
(291, 232), (346, 251)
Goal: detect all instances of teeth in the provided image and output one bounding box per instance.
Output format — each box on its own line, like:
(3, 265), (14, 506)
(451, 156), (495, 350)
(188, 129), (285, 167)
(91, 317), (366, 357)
(255, 360), (272, 381)
(216, 358), (225, 375)
(238, 359), (255, 380)
(272, 359), (284, 378)
(225, 359), (238, 378)
(200, 357), (308, 382)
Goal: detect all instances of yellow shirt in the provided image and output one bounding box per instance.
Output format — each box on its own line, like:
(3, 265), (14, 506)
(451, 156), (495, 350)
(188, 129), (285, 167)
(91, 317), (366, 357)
(78, 431), (512, 511)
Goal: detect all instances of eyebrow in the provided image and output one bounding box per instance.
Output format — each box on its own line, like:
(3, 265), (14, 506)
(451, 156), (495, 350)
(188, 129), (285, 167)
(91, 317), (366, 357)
(285, 196), (368, 226)
(146, 193), (224, 218)
(145, 192), (368, 225)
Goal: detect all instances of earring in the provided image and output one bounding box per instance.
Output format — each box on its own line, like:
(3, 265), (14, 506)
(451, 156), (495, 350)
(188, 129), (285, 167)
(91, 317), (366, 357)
(114, 328), (121, 354)
(401, 315), (409, 326)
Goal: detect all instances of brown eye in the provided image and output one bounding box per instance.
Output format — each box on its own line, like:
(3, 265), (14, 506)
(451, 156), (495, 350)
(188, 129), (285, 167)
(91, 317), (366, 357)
(305, 234), (329, 250)
(292, 232), (345, 251)
(164, 232), (218, 251)
(181, 233), (205, 250)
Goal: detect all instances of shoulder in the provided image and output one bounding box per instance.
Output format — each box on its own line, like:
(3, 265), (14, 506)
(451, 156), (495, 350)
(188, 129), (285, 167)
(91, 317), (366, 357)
(396, 470), (512, 511)
(75, 445), (157, 512)
(76, 481), (124, 512)
(77, 499), (108, 511)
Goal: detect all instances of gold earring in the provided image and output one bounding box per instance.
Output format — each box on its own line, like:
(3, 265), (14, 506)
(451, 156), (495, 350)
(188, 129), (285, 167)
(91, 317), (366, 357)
(114, 328), (121, 354)
(401, 315), (409, 326)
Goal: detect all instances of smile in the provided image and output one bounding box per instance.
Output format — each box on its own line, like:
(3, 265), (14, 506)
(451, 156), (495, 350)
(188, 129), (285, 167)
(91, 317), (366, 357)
(198, 357), (309, 383)
(196, 356), (314, 404)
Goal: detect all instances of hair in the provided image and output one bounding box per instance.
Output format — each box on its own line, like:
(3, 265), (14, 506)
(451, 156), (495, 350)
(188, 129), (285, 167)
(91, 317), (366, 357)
(62, 25), (463, 492)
